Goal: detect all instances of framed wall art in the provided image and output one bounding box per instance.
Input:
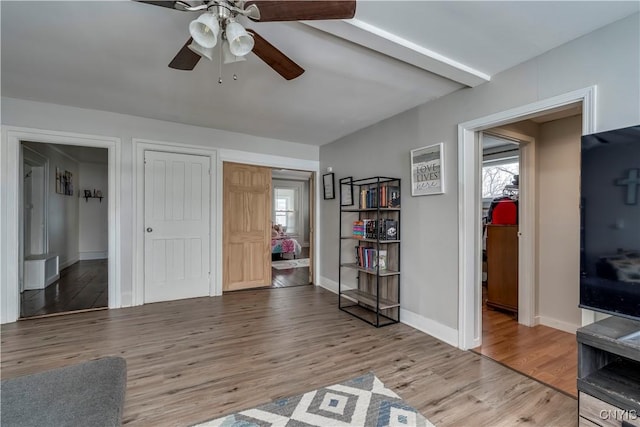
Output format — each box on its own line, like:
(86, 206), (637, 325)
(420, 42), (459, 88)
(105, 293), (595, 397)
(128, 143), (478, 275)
(410, 143), (444, 196)
(323, 172), (335, 200)
(340, 176), (354, 206)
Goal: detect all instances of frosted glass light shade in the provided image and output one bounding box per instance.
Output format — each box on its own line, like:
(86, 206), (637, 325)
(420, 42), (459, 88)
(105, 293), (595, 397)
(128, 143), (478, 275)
(188, 41), (214, 61)
(225, 21), (254, 56)
(222, 41), (246, 64)
(189, 13), (219, 49)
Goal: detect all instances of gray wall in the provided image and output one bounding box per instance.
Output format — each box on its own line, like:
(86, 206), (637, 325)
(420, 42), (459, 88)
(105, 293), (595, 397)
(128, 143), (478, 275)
(78, 162), (109, 259)
(536, 115), (582, 330)
(319, 14), (640, 331)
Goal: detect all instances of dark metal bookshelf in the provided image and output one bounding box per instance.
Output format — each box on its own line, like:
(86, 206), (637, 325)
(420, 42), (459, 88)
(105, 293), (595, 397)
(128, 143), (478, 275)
(338, 176), (401, 327)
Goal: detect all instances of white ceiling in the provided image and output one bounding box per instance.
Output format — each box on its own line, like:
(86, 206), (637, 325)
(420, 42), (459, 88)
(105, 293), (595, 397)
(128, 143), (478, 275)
(2, 1), (638, 146)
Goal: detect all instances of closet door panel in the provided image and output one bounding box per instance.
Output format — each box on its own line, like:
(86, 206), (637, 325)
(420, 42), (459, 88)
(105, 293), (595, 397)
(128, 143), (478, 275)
(486, 224), (518, 313)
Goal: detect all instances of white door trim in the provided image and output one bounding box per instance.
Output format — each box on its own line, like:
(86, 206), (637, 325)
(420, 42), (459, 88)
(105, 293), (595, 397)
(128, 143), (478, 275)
(132, 139), (218, 306)
(1, 126), (122, 324)
(457, 86), (597, 350)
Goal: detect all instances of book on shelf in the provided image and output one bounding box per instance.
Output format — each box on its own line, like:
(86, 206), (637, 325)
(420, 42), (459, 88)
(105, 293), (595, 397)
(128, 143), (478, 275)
(379, 219), (398, 240)
(355, 247), (388, 270)
(365, 219), (377, 239)
(358, 182), (401, 209)
(387, 186), (400, 208)
(352, 219), (399, 240)
(378, 250), (387, 270)
(360, 189), (367, 209)
(352, 220), (364, 238)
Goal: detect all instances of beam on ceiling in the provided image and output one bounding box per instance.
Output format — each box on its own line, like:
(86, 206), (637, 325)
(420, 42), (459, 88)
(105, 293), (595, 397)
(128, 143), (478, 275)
(303, 19), (491, 88)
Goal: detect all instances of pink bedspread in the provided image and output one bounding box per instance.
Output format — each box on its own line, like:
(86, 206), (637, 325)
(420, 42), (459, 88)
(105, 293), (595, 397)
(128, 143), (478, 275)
(271, 238), (302, 256)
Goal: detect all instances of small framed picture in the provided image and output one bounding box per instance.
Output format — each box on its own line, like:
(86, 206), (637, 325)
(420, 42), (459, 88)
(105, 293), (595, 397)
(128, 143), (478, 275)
(84, 190), (92, 198)
(340, 176), (354, 206)
(323, 172), (335, 200)
(410, 143), (444, 196)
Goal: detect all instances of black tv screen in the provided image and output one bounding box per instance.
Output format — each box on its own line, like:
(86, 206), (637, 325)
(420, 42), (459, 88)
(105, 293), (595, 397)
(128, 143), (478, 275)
(580, 125), (640, 320)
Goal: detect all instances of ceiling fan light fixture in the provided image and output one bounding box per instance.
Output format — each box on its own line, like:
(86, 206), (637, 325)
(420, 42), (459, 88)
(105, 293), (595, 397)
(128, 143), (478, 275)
(188, 40), (215, 61)
(222, 40), (246, 64)
(225, 21), (254, 57)
(189, 12), (220, 49)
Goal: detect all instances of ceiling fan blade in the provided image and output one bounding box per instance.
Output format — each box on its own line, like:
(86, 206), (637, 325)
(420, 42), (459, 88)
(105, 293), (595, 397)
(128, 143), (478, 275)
(168, 38), (201, 70)
(248, 30), (304, 80)
(135, 1), (183, 10)
(246, 1), (356, 22)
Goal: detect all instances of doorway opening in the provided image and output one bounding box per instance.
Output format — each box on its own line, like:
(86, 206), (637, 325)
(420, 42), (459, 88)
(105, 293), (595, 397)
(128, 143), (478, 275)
(271, 168), (313, 288)
(20, 142), (109, 318)
(480, 132), (520, 316)
(468, 106), (585, 397)
(221, 161), (315, 292)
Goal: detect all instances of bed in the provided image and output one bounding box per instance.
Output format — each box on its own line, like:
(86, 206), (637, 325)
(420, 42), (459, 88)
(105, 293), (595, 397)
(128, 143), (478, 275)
(271, 237), (302, 258)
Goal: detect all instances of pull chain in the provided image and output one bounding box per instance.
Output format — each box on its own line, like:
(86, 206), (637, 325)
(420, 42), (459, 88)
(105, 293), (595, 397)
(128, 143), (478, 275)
(218, 41), (223, 84)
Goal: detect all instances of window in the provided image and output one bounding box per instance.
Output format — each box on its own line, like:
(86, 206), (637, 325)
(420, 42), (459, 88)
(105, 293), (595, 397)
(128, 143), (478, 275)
(482, 159), (519, 199)
(273, 187), (299, 235)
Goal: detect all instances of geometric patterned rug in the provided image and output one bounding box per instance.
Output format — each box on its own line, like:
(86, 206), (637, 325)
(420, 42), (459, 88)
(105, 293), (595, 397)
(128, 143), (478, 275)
(193, 373), (434, 427)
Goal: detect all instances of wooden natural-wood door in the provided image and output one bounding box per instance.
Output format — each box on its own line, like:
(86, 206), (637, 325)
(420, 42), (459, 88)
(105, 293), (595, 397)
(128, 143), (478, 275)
(223, 162), (271, 291)
(486, 224), (518, 313)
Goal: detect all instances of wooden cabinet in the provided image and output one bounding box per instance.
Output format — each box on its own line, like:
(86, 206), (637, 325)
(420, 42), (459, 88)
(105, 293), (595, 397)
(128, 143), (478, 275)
(486, 224), (518, 314)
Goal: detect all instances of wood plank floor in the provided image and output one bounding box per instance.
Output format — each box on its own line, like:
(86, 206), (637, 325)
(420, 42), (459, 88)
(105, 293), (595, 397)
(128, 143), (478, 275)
(20, 259), (108, 318)
(271, 264), (310, 288)
(1, 286), (577, 426)
(271, 247), (311, 288)
(472, 293), (578, 397)
(21, 254), (306, 314)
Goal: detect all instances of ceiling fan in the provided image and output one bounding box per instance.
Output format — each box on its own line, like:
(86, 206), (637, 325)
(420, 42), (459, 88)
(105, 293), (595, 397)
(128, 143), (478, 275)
(136, 1), (357, 80)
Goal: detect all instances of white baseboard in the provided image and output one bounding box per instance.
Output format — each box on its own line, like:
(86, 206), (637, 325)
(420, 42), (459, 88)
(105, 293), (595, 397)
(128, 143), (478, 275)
(317, 276), (339, 294)
(45, 273), (60, 287)
(59, 255), (79, 270)
(318, 276), (459, 348)
(400, 308), (459, 348)
(317, 276), (355, 293)
(79, 251), (108, 260)
(535, 315), (578, 334)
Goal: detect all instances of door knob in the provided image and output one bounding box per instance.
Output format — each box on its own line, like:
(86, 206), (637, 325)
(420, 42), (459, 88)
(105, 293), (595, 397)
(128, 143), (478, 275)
(146, 227), (153, 233)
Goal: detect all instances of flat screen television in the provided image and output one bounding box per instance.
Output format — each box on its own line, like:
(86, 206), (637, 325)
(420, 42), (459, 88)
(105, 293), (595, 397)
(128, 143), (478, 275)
(579, 124), (640, 320)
